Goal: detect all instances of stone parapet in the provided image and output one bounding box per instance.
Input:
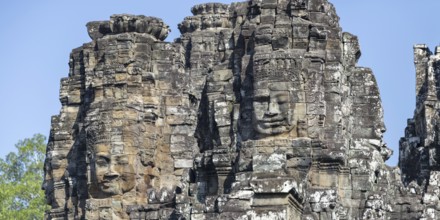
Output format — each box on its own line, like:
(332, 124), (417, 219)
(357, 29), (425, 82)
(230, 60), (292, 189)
(86, 15), (170, 41)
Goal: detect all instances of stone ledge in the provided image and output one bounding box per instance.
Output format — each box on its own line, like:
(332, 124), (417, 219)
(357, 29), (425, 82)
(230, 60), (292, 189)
(86, 14), (170, 41)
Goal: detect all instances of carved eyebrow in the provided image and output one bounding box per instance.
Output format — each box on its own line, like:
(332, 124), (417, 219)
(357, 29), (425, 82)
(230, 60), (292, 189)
(253, 91), (270, 98)
(115, 155), (129, 160)
(95, 154), (110, 160)
(253, 95), (270, 102)
(253, 93), (269, 97)
(274, 93), (289, 99)
(276, 95), (289, 101)
(274, 92), (289, 96)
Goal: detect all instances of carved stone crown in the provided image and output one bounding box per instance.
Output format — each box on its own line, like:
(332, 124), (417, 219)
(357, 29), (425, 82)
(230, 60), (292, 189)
(253, 52), (302, 82)
(191, 3), (229, 15)
(178, 3), (231, 34)
(86, 14), (170, 41)
(85, 123), (111, 147)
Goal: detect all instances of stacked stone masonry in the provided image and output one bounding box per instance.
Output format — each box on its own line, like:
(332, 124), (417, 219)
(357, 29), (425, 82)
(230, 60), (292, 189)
(42, 0), (438, 219)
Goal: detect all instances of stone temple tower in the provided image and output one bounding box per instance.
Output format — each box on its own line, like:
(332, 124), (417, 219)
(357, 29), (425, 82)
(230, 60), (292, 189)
(43, 0), (440, 219)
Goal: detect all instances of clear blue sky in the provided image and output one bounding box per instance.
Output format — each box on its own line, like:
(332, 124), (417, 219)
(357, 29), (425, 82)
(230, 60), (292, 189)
(0, 0), (439, 166)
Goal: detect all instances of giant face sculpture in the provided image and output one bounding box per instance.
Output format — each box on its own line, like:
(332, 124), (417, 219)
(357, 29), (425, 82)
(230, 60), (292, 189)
(92, 144), (136, 196)
(87, 124), (136, 197)
(252, 53), (302, 137)
(252, 83), (294, 135)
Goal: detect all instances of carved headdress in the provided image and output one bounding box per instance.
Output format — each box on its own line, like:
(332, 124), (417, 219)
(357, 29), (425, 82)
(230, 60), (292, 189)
(253, 51), (303, 85)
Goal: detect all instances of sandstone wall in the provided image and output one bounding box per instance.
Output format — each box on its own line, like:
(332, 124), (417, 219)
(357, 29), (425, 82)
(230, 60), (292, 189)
(43, 0), (438, 219)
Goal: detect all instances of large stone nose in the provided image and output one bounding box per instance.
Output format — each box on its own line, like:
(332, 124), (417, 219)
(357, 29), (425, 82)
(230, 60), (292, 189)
(104, 172), (120, 180)
(104, 166), (120, 180)
(265, 102), (281, 116)
(373, 122), (386, 139)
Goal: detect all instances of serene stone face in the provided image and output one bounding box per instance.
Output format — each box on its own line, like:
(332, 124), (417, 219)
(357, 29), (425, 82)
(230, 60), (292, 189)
(252, 86), (293, 136)
(91, 143), (136, 196)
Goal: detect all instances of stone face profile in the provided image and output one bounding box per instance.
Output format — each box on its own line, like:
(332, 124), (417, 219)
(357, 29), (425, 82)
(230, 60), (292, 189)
(43, 0), (440, 219)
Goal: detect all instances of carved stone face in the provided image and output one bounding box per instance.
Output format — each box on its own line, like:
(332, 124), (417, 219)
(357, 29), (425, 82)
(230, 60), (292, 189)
(92, 144), (136, 196)
(252, 87), (293, 135)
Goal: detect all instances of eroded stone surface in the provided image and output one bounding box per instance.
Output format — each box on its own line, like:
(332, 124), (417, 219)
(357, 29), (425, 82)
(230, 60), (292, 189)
(43, 0), (437, 219)
(398, 44), (440, 220)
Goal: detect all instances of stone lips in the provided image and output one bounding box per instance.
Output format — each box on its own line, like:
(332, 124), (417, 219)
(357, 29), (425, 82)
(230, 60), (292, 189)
(44, 0), (438, 219)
